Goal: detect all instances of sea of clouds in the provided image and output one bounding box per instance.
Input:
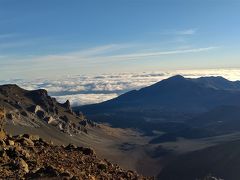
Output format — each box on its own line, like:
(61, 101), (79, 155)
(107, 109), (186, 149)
(1, 69), (240, 106)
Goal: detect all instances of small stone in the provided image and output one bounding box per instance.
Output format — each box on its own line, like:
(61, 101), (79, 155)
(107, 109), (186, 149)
(23, 134), (39, 141)
(17, 158), (29, 173)
(97, 162), (107, 170)
(0, 140), (6, 147)
(0, 129), (6, 141)
(65, 144), (77, 150)
(26, 165), (60, 178)
(16, 137), (34, 147)
(7, 140), (15, 146)
(82, 148), (95, 156)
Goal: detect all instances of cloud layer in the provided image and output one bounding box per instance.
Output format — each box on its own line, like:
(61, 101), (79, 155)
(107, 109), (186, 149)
(1, 69), (240, 106)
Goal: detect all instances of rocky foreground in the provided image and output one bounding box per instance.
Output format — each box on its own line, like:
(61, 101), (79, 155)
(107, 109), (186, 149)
(0, 131), (152, 179)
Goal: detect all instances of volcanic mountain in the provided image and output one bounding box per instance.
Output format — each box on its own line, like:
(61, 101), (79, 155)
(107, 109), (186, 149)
(0, 84), (94, 137)
(78, 75), (240, 113)
(0, 84), (158, 178)
(76, 75), (240, 132)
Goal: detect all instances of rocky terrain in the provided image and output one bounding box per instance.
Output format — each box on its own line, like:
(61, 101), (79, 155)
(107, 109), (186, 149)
(0, 133), (151, 179)
(0, 105), (151, 179)
(0, 84), (160, 177)
(0, 82), (233, 179)
(0, 84), (94, 136)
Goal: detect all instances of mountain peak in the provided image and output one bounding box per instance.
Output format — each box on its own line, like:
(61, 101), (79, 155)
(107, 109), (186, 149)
(169, 75), (185, 79)
(166, 75), (185, 81)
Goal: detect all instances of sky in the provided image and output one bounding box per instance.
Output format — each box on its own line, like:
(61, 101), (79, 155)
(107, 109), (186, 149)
(0, 0), (240, 81)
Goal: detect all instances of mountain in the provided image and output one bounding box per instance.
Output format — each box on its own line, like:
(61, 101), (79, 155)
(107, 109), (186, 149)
(0, 84), (94, 136)
(75, 75), (240, 134)
(78, 75), (240, 114)
(0, 84), (159, 177)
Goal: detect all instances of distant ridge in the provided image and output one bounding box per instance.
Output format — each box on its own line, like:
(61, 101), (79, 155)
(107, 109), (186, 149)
(77, 75), (240, 114)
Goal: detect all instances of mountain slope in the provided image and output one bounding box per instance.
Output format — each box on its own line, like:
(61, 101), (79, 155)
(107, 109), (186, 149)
(75, 76), (240, 135)
(189, 105), (240, 134)
(0, 84), (93, 135)
(0, 84), (160, 177)
(192, 76), (240, 91)
(0, 128), (151, 179)
(158, 140), (240, 180)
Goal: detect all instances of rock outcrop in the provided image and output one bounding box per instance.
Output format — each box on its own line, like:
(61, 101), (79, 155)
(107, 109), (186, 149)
(0, 84), (95, 136)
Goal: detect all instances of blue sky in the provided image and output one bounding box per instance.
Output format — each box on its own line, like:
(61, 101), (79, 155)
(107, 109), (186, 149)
(0, 0), (240, 80)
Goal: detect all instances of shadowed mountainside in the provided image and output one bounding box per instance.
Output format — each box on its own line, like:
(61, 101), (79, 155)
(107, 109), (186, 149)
(77, 75), (240, 114)
(75, 76), (240, 137)
(158, 140), (240, 180)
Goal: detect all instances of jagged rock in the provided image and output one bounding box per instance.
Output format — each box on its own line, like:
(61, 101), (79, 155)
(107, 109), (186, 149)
(44, 116), (55, 124)
(28, 105), (43, 114)
(62, 100), (71, 110)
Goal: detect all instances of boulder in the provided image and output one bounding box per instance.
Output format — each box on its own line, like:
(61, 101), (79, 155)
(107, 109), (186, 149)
(7, 140), (15, 146)
(97, 161), (107, 170)
(0, 130), (6, 141)
(65, 144), (77, 150)
(16, 137), (34, 147)
(76, 147), (95, 156)
(16, 158), (29, 173)
(36, 110), (45, 119)
(29, 105), (43, 114)
(44, 116), (55, 124)
(26, 165), (60, 178)
(22, 134), (39, 141)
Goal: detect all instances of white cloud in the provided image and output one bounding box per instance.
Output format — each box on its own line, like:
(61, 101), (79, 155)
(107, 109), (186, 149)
(15, 45), (218, 67)
(106, 47), (218, 61)
(2, 68), (240, 106)
(55, 93), (118, 106)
